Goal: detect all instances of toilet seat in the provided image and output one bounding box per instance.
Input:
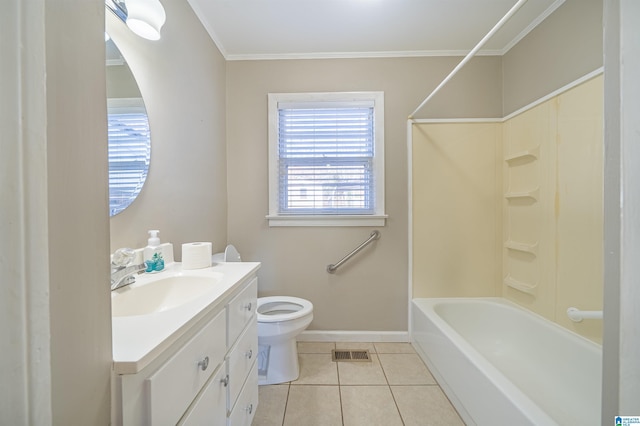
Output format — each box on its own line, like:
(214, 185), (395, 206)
(257, 296), (313, 323)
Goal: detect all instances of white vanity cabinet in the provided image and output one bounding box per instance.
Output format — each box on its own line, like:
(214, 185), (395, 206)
(113, 265), (259, 426)
(147, 309), (227, 425)
(226, 281), (259, 424)
(178, 362), (228, 425)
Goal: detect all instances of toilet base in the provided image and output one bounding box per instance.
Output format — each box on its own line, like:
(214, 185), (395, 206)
(257, 338), (300, 385)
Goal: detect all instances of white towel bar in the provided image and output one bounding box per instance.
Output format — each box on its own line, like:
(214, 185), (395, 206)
(566, 307), (603, 322)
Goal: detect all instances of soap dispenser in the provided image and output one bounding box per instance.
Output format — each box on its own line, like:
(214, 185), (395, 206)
(143, 230), (165, 272)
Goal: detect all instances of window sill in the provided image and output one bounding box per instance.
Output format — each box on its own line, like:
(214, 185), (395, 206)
(266, 214), (387, 227)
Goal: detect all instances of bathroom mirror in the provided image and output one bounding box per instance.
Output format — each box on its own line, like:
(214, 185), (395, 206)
(106, 37), (151, 216)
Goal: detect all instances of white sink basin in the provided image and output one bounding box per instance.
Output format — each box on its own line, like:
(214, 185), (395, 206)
(112, 274), (223, 317)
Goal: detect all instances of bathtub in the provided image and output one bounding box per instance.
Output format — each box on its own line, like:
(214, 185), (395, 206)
(411, 298), (602, 425)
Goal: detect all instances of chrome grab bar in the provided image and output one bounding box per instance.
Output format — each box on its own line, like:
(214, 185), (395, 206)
(327, 230), (381, 274)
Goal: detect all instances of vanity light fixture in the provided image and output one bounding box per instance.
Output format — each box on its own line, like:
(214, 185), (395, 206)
(105, 0), (166, 41)
(125, 0), (166, 40)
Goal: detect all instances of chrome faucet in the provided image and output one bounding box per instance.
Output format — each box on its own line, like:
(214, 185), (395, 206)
(111, 262), (147, 291)
(110, 248), (146, 291)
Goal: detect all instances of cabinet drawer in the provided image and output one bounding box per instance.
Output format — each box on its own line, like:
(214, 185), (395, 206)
(227, 321), (258, 409)
(146, 310), (226, 426)
(227, 277), (257, 346)
(228, 362), (258, 426)
(178, 362), (227, 426)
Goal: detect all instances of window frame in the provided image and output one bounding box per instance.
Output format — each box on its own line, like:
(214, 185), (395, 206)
(267, 91), (386, 227)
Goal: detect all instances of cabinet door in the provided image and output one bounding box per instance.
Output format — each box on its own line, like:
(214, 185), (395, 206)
(146, 309), (226, 426)
(227, 278), (257, 346)
(228, 321), (258, 409)
(228, 362), (258, 426)
(178, 363), (227, 426)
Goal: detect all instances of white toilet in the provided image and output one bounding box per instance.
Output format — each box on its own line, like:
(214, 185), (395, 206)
(256, 296), (313, 385)
(214, 245), (314, 385)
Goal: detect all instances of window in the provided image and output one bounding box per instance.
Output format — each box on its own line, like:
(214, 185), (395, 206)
(267, 92), (386, 226)
(107, 98), (151, 216)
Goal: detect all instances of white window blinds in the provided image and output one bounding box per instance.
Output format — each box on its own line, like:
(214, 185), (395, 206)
(107, 110), (150, 216)
(268, 92), (385, 227)
(277, 102), (375, 215)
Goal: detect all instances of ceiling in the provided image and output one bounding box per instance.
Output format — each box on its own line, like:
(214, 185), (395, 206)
(186, 0), (565, 60)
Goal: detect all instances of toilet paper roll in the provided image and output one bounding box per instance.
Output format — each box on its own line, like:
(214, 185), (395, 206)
(182, 242), (212, 270)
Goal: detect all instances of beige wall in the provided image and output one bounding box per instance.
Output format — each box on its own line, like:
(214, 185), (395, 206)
(108, 1), (228, 257)
(46, 0), (112, 423)
(2, 0), (108, 422)
(412, 122), (503, 299)
(502, 0), (603, 115)
(106, 62), (141, 99)
(226, 57), (501, 331)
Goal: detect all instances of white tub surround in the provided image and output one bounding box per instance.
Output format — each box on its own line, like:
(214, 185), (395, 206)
(411, 298), (602, 426)
(112, 262), (260, 425)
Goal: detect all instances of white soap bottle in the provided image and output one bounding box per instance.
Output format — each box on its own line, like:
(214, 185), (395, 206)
(143, 230), (164, 272)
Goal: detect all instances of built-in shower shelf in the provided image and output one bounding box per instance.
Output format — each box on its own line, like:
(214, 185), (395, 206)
(504, 146), (540, 164)
(504, 240), (538, 255)
(505, 188), (540, 201)
(504, 275), (537, 295)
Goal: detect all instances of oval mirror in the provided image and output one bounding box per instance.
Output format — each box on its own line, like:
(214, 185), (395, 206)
(106, 37), (151, 216)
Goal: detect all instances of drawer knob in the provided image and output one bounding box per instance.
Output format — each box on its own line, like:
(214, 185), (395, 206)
(245, 349), (253, 359)
(198, 356), (209, 371)
(220, 374), (229, 387)
(246, 404), (253, 415)
(245, 302), (253, 312)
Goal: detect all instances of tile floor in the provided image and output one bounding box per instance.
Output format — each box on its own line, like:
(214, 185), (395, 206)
(251, 342), (464, 426)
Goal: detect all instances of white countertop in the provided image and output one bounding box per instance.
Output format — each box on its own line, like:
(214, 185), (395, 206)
(112, 261), (260, 375)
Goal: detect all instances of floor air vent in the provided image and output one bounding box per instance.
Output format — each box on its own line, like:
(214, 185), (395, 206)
(331, 349), (371, 362)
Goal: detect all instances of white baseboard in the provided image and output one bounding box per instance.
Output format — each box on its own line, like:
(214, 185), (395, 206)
(298, 330), (409, 342)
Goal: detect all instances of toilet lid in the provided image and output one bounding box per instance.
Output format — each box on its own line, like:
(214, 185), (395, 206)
(257, 296), (313, 323)
(224, 245), (241, 262)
